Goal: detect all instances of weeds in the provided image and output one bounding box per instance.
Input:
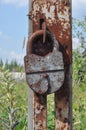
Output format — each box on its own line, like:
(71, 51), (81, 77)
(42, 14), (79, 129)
(0, 67), (28, 130)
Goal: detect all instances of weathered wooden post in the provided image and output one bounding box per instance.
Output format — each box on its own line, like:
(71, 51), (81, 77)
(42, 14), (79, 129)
(24, 0), (72, 130)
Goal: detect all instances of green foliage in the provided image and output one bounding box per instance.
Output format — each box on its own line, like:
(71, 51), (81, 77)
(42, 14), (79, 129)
(73, 16), (86, 86)
(0, 68), (19, 130)
(0, 68), (28, 130)
(73, 82), (86, 130)
(72, 16), (86, 130)
(73, 49), (86, 83)
(0, 59), (3, 67)
(47, 94), (55, 130)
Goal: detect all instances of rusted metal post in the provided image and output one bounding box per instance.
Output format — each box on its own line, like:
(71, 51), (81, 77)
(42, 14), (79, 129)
(54, 1), (72, 129)
(25, 0), (72, 130)
(27, 0), (47, 130)
(55, 65), (72, 130)
(34, 94), (47, 130)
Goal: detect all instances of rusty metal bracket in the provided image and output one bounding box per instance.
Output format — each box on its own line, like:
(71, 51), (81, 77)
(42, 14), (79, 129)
(24, 0), (72, 129)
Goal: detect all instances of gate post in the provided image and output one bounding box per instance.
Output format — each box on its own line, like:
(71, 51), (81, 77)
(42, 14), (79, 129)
(25, 0), (72, 129)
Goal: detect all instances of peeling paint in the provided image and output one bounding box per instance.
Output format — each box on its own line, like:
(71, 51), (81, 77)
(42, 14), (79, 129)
(29, 0), (72, 63)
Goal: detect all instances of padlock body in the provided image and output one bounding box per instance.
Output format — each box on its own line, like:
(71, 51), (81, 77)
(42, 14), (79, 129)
(24, 50), (64, 94)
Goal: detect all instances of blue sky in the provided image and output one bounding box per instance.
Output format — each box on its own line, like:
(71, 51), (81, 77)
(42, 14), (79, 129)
(0, 0), (86, 64)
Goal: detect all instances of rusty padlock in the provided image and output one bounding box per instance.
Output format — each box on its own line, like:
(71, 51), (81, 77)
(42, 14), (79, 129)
(24, 30), (64, 94)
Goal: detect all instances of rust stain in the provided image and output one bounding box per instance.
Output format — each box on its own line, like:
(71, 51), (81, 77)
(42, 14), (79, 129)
(29, 0), (72, 64)
(55, 65), (72, 130)
(34, 94), (47, 130)
(24, 30), (64, 94)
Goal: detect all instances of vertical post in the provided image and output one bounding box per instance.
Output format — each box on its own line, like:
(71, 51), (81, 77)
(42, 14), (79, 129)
(34, 94), (47, 130)
(55, 65), (72, 130)
(26, 0), (72, 130)
(54, 0), (72, 129)
(28, 1), (47, 130)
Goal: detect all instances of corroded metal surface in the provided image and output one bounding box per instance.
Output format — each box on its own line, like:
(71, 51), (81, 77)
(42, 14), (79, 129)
(29, 0), (72, 64)
(34, 94), (47, 130)
(24, 31), (64, 94)
(25, 52), (64, 73)
(25, 0), (72, 130)
(55, 65), (72, 130)
(25, 50), (64, 94)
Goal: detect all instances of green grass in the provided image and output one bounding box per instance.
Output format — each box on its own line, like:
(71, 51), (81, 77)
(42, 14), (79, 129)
(47, 94), (55, 130)
(0, 80), (28, 130)
(14, 81), (28, 130)
(73, 82), (86, 130)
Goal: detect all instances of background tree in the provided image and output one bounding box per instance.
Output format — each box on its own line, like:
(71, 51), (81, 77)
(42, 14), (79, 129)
(72, 17), (86, 130)
(0, 59), (3, 68)
(72, 17), (86, 83)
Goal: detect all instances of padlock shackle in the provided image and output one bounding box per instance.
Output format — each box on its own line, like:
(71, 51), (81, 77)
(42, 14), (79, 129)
(27, 30), (44, 54)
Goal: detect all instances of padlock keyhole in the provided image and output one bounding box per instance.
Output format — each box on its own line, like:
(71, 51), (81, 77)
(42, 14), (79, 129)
(31, 30), (54, 56)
